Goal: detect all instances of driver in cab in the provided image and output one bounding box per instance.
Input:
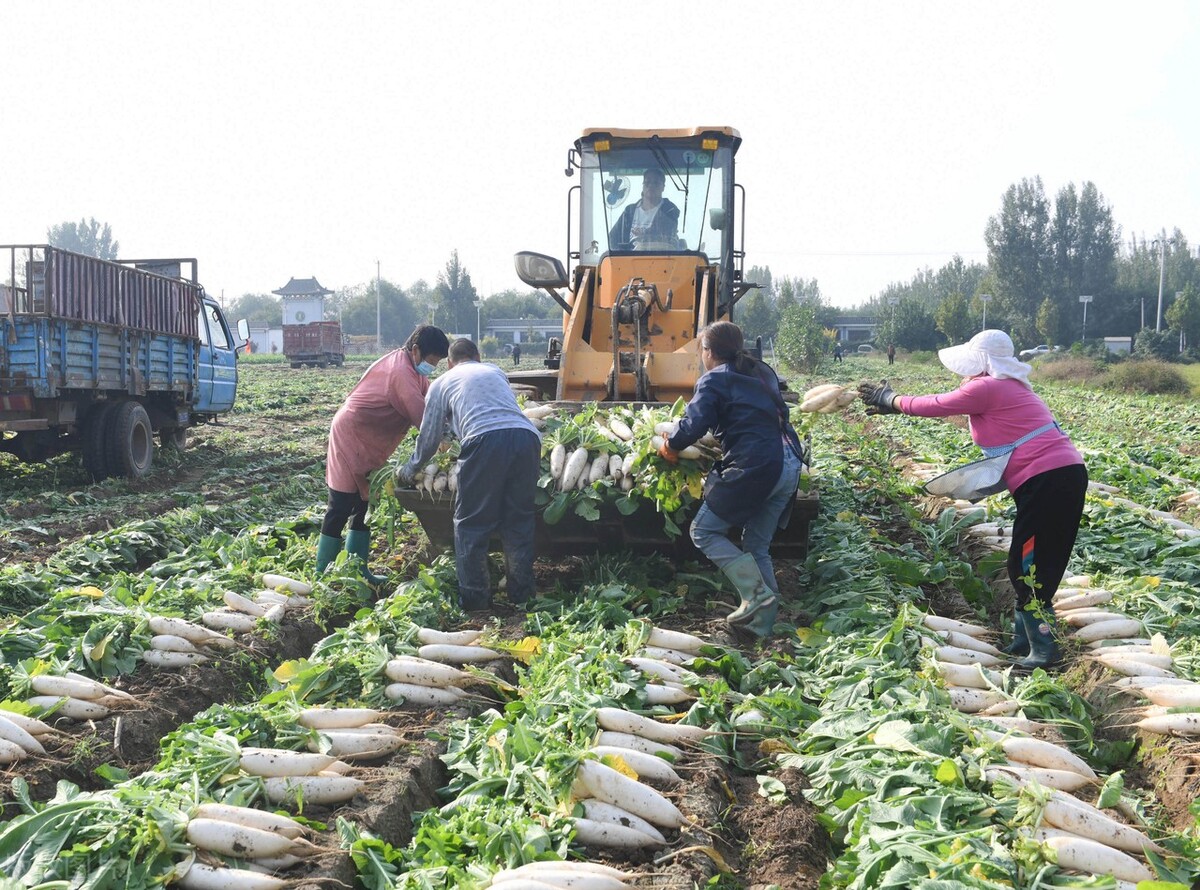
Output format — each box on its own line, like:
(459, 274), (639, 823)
(608, 167), (680, 250)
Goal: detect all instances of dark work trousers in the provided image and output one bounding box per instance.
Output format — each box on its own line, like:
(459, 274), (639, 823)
(453, 428), (541, 609)
(322, 488), (370, 536)
(1008, 463), (1088, 610)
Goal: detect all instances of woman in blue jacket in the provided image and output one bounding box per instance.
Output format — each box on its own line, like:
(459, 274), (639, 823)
(657, 321), (806, 637)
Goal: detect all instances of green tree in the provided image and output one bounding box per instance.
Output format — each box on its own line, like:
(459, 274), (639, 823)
(1048, 181), (1119, 338)
(776, 301), (828, 372)
(434, 251), (479, 337)
(934, 292), (973, 345)
(342, 279), (419, 347)
(47, 217), (120, 259)
(227, 293), (281, 326)
(984, 178), (1052, 346)
(735, 289), (777, 343)
(1035, 296), (1063, 346)
(1165, 284), (1200, 353)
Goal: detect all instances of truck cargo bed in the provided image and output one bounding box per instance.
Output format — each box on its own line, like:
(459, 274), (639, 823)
(393, 484), (818, 561)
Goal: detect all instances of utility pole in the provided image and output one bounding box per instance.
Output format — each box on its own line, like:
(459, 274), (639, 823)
(375, 260), (382, 353)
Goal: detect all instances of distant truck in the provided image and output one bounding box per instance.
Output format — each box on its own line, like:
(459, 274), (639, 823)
(0, 245), (243, 480)
(283, 320), (345, 368)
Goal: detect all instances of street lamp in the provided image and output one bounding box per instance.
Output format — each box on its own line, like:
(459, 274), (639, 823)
(979, 293), (992, 330)
(474, 300), (483, 343)
(1079, 294), (1093, 343)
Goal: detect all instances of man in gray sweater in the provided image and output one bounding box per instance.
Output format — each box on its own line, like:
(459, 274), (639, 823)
(395, 338), (541, 611)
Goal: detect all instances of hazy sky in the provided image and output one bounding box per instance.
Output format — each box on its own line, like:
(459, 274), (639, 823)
(5, 1), (1198, 309)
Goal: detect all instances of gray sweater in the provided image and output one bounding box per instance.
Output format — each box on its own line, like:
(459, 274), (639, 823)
(403, 361), (539, 473)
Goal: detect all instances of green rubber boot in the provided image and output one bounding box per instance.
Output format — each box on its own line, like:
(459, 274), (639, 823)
(315, 533), (343, 574)
(742, 598), (780, 639)
(344, 529), (388, 587)
(722, 553), (778, 628)
(1016, 610), (1061, 671)
(1001, 606), (1030, 657)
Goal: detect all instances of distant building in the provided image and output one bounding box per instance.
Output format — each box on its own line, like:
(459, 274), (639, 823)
(483, 317), (562, 343)
(830, 315), (880, 346)
(245, 321), (283, 355)
(272, 277), (333, 325)
(1104, 336), (1134, 355)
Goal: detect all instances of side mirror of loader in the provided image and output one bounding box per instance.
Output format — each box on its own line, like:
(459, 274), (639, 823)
(514, 251), (569, 289)
(708, 208), (727, 231)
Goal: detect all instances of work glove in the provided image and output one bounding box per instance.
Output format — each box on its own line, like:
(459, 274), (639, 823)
(858, 379), (899, 415)
(393, 464), (417, 488)
(656, 440), (680, 464)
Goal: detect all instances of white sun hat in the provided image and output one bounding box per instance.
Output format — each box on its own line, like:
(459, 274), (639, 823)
(937, 329), (1033, 386)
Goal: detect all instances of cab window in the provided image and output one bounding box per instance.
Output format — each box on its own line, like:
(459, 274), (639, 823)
(205, 305), (229, 350)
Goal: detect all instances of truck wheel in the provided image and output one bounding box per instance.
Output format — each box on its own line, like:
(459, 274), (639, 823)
(160, 427), (188, 450)
(107, 401), (154, 479)
(82, 403), (115, 481)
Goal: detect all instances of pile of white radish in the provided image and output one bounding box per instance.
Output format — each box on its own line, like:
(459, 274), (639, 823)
(632, 623), (711, 672)
(414, 460), (459, 495)
(296, 706), (408, 760)
(413, 626), (504, 667)
(180, 802), (317, 888)
(486, 860), (635, 889)
(25, 672), (136, 722)
(569, 754), (692, 851)
(962, 520), (1012, 553)
(384, 651), (479, 707)
(0, 709), (53, 763)
(201, 577), (313, 636)
(238, 742), (364, 805)
(623, 655), (699, 707)
(144, 615), (237, 669)
(921, 614), (1016, 715)
(798, 383), (858, 414)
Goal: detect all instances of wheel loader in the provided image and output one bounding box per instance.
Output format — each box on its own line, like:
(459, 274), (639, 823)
(395, 127), (817, 558)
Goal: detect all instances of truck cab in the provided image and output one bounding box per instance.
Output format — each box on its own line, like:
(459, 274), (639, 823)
(195, 297), (239, 416)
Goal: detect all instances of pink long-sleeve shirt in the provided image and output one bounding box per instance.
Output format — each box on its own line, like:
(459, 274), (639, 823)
(897, 375), (1083, 493)
(326, 349), (430, 498)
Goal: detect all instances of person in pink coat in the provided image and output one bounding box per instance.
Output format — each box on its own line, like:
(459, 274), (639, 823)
(317, 324), (449, 583)
(858, 329), (1087, 670)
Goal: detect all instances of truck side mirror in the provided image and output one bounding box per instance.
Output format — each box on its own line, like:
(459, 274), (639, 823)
(236, 318), (250, 349)
(514, 252), (569, 289)
(708, 208), (727, 231)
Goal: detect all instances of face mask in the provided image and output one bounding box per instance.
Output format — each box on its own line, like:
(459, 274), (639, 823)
(416, 361), (436, 377)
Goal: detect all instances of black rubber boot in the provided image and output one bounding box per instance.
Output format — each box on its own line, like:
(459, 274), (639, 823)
(1001, 606), (1030, 657)
(1016, 610), (1061, 671)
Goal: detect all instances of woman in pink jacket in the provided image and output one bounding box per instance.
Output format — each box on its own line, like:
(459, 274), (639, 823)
(317, 324), (449, 583)
(858, 329), (1087, 670)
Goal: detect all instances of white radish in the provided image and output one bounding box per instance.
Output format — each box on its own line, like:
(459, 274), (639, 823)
(935, 661), (1004, 690)
(147, 616), (235, 648)
(193, 803), (305, 839)
(240, 747), (335, 778)
(1054, 590), (1114, 611)
(415, 627), (483, 646)
(921, 615), (993, 638)
(939, 631), (1004, 656)
(262, 574), (312, 596)
(1072, 619), (1144, 642)
(620, 453), (635, 478)
(934, 645), (1004, 668)
(0, 713), (45, 755)
(575, 759), (687, 829)
(0, 710), (52, 736)
(1112, 675), (1191, 690)
(1041, 794), (1164, 855)
(643, 684), (695, 706)
(384, 682), (466, 706)
(492, 872), (627, 889)
(433, 473), (449, 492)
(609, 418), (633, 441)
(223, 590), (268, 617)
(977, 715), (1056, 735)
(29, 674), (107, 701)
(588, 455), (608, 484)
(1092, 651), (1172, 670)
(579, 799), (666, 844)
(590, 745), (682, 785)
(644, 625), (709, 654)
(417, 643), (503, 664)
(0, 739), (28, 764)
(985, 765), (1093, 792)
(1059, 609), (1129, 628)
(560, 447), (590, 491)
(262, 604), (286, 624)
(1092, 653), (1176, 678)
(297, 707), (382, 730)
(594, 707), (710, 745)
(310, 730), (405, 759)
(1042, 834), (1154, 883)
(150, 633), (202, 653)
(985, 731), (1096, 778)
(594, 731), (682, 760)
(185, 817), (296, 859)
(1062, 574), (1092, 587)
(495, 862), (631, 881)
(1136, 712), (1200, 736)
(608, 453), (624, 481)
(202, 609), (259, 633)
(142, 649), (210, 668)
(523, 404), (556, 421)
(624, 657), (698, 686)
(385, 656), (473, 687)
(946, 687), (1009, 713)
(550, 443), (567, 479)
(1140, 683), (1200, 708)
(619, 475), (634, 491)
(26, 695), (110, 720)
(262, 775), (364, 806)
(179, 863), (285, 890)
(570, 816), (663, 850)
(1090, 643), (1155, 656)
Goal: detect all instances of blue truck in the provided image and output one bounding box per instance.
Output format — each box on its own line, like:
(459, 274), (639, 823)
(1, 245), (243, 480)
